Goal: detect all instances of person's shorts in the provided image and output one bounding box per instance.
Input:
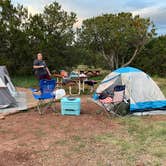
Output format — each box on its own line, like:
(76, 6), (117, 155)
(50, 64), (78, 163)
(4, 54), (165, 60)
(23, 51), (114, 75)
(38, 74), (51, 80)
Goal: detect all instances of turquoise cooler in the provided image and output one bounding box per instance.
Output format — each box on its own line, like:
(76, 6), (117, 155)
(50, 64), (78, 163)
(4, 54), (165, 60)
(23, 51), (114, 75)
(61, 97), (81, 116)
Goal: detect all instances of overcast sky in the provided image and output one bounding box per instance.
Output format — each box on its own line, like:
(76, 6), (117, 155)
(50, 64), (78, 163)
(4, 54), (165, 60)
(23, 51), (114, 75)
(12, 0), (166, 35)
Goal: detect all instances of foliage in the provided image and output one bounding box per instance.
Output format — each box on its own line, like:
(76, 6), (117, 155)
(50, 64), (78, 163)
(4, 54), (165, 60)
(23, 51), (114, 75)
(0, 0), (30, 74)
(0, 0), (77, 75)
(77, 13), (156, 70)
(0, 0), (165, 76)
(132, 35), (166, 76)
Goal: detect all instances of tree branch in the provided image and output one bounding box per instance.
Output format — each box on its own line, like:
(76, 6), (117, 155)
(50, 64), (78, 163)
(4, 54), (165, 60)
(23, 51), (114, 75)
(100, 50), (115, 70)
(122, 48), (138, 67)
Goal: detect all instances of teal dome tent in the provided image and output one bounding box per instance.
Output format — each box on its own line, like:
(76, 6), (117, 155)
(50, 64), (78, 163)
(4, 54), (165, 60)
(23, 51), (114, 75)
(93, 67), (166, 112)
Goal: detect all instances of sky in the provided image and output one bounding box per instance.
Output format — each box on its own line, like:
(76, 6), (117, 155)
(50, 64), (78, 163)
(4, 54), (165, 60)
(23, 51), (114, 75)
(12, 0), (166, 35)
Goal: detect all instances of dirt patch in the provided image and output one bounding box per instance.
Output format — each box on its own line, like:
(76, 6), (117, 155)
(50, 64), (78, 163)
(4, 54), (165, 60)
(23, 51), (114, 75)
(0, 150), (35, 166)
(0, 95), (120, 166)
(1, 88), (166, 165)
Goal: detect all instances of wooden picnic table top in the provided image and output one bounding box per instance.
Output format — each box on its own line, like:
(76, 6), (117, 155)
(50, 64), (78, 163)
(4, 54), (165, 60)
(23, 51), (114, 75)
(53, 74), (63, 78)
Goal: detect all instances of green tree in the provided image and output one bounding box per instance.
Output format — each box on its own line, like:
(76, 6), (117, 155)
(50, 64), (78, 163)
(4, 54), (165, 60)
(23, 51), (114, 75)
(0, 1), (77, 74)
(42, 2), (76, 69)
(0, 0), (31, 74)
(77, 13), (156, 70)
(133, 35), (166, 76)
(27, 1), (77, 70)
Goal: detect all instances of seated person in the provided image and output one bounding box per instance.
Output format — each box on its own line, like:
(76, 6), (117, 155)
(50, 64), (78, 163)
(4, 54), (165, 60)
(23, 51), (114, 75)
(33, 53), (51, 80)
(60, 70), (68, 78)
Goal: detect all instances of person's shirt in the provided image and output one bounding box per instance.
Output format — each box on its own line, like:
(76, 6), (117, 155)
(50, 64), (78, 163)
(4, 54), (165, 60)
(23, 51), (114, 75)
(33, 59), (48, 77)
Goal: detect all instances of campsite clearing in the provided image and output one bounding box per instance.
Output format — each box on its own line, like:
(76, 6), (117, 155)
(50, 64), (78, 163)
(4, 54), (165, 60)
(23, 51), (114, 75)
(0, 96), (166, 165)
(0, 76), (165, 165)
(0, 99), (166, 165)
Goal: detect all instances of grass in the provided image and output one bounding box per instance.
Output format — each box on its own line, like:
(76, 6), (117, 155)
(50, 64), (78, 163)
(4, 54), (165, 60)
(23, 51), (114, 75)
(45, 118), (166, 165)
(93, 117), (166, 165)
(11, 74), (166, 96)
(12, 75), (38, 88)
(57, 118), (166, 165)
(153, 76), (166, 96)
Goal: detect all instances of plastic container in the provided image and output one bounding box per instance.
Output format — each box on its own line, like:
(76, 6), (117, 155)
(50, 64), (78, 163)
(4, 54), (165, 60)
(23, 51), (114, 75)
(61, 97), (81, 116)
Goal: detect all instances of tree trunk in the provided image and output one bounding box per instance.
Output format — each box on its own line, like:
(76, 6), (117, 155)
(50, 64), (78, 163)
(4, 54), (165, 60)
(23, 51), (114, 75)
(122, 48), (138, 67)
(101, 50), (114, 70)
(115, 54), (119, 69)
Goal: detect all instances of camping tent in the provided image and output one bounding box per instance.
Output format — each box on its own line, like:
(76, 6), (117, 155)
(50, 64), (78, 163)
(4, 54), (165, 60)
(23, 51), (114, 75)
(0, 66), (27, 115)
(0, 66), (17, 108)
(93, 67), (166, 112)
(0, 66), (16, 95)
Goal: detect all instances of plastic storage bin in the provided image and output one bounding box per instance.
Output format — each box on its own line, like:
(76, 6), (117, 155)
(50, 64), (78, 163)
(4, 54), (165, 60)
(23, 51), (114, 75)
(61, 97), (81, 116)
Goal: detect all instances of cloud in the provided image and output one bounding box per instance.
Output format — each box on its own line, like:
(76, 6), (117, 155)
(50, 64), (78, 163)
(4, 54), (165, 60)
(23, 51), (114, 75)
(132, 6), (166, 25)
(56, 0), (127, 18)
(55, 0), (127, 29)
(74, 17), (84, 29)
(27, 6), (38, 15)
(12, 0), (166, 34)
(61, 0), (166, 34)
(132, 5), (166, 34)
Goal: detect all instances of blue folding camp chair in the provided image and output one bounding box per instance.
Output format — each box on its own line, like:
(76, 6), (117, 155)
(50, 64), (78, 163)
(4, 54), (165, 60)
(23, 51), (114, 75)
(30, 79), (56, 114)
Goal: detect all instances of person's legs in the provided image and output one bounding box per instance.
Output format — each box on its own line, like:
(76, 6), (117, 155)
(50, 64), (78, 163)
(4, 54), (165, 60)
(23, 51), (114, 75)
(44, 74), (51, 80)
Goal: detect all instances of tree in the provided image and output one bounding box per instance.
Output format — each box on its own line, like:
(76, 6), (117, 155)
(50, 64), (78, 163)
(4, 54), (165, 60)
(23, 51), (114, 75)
(42, 2), (76, 69)
(132, 35), (166, 76)
(0, 0), (31, 74)
(27, 1), (77, 70)
(0, 1), (77, 74)
(77, 13), (156, 70)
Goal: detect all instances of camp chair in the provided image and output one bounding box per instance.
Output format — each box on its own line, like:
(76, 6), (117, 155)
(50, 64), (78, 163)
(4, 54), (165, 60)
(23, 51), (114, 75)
(99, 85), (127, 116)
(30, 79), (56, 115)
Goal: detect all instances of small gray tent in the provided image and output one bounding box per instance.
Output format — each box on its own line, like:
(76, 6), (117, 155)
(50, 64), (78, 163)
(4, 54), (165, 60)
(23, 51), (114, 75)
(0, 66), (27, 115)
(0, 66), (17, 108)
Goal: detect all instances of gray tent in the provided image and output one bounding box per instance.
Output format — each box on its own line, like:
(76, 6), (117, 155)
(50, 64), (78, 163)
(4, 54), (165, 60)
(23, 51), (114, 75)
(0, 66), (17, 108)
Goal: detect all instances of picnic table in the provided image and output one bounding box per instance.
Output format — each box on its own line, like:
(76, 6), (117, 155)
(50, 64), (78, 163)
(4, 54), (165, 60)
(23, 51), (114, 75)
(69, 76), (88, 95)
(53, 74), (97, 95)
(52, 74), (63, 88)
